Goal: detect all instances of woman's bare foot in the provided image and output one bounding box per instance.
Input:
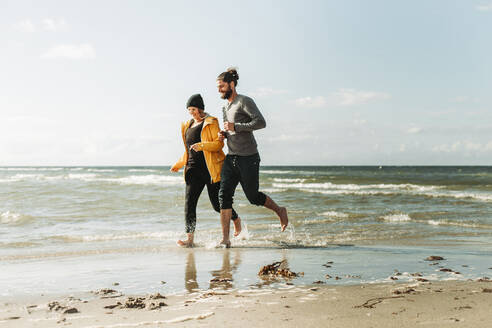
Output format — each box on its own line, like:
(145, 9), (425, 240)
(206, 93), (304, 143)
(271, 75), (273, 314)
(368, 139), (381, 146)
(233, 217), (242, 237)
(176, 239), (194, 248)
(279, 207), (288, 232)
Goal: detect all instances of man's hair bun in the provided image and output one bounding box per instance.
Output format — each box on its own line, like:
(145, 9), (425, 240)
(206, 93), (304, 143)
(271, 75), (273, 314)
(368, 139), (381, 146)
(226, 67), (239, 81)
(217, 67), (239, 87)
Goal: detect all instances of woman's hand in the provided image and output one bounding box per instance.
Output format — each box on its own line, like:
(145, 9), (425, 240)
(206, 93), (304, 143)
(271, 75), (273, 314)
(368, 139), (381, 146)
(190, 143), (202, 152)
(218, 131), (226, 141)
(170, 166), (179, 172)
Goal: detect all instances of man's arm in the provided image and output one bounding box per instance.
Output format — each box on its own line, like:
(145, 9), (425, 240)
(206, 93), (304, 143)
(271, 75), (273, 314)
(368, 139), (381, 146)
(234, 97), (266, 132)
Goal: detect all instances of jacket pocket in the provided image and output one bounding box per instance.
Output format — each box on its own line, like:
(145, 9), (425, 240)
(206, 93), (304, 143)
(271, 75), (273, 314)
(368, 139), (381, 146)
(215, 152), (225, 163)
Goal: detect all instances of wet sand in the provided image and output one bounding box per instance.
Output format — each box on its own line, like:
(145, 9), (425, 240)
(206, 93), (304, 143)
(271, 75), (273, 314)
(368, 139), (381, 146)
(1, 280), (492, 327)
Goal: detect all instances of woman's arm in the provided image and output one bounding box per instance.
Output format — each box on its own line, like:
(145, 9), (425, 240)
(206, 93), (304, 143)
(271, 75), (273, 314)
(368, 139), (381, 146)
(170, 151), (186, 171)
(170, 122), (188, 171)
(193, 119), (224, 152)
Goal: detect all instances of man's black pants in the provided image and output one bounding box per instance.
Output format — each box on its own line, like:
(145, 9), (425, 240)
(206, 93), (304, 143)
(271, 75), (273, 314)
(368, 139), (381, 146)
(219, 153), (267, 210)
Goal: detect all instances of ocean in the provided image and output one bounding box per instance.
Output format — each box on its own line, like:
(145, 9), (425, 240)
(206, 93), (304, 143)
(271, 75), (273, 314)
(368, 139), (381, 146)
(1, 166), (492, 298)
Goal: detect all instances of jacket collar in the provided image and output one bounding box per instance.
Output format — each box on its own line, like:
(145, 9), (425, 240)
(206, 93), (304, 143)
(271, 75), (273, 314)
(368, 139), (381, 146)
(187, 112), (214, 128)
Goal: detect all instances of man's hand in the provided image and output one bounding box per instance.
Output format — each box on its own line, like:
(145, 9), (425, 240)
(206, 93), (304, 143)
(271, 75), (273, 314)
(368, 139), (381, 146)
(190, 143), (202, 152)
(224, 121), (235, 132)
(170, 166), (179, 172)
(218, 131), (227, 141)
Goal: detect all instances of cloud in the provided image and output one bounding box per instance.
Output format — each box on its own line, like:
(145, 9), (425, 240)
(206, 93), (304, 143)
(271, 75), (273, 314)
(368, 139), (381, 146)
(353, 119), (367, 126)
(267, 134), (318, 142)
(42, 18), (67, 31)
(13, 18), (67, 33)
(407, 127), (422, 134)
(249, 87), (288, 98)
(476, 3), (492, 11)
(451, 96), (479, 103)
(296, 89), (390, 108)
(432, 141), (492, 153)
(41, 44), (96, 60)
(14, 19), (36, 32)
(6, 116), (57, 125)
(295, 96), (327, 108)
(332, 88), (390, 106)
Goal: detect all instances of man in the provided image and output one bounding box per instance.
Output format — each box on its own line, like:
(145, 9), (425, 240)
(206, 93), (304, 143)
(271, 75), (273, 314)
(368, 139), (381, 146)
(216, 67), (288, 247)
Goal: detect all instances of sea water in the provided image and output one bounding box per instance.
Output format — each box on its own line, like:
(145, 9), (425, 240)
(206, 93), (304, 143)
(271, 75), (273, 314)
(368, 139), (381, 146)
(1, 166), (492, 297)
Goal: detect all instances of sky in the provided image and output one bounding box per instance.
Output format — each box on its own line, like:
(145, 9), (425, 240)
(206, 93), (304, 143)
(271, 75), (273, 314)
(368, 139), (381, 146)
(1, 0), (491, 166)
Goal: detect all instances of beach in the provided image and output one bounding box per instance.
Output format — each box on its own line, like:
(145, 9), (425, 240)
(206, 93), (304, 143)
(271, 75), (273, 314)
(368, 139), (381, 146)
(2, 166), (492, 326)
(2, 280), (492, 327)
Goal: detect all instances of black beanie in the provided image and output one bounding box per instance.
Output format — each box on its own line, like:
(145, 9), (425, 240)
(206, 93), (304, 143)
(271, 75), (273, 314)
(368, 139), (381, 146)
(186, 94), (204, 110)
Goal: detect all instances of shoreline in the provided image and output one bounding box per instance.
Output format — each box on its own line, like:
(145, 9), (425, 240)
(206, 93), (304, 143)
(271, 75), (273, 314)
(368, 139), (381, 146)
(2, 280), (492, 327)
(3, 245), (492, 300)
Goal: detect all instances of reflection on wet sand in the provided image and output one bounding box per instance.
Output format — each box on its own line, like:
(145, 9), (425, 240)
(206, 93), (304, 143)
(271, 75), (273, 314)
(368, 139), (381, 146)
(184, 250), (242, 292)
(185, 252), (199, 293)
(209, 250), (241, 290)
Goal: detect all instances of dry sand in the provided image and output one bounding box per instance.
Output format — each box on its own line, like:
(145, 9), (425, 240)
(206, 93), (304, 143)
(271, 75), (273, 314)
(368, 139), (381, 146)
(1, 280), (492, 327)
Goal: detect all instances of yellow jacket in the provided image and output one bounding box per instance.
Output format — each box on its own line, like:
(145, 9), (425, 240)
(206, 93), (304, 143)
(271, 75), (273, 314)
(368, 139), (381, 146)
(171, 114), (226, 183)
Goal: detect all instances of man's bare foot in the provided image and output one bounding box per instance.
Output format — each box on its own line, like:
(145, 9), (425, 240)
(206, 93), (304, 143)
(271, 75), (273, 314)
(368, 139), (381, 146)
(176, 239), (194, 248)
(218, 240), (231, 248)
(279, 207), (288, 232)
(233, 217), (242, 237)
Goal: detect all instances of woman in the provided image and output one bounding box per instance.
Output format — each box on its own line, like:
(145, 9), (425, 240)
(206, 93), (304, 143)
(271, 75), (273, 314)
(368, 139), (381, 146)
(171, 94), (241, 247)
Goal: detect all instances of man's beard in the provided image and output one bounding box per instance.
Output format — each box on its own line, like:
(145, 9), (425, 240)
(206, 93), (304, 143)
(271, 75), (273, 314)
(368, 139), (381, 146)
(221, 89), (232, 99)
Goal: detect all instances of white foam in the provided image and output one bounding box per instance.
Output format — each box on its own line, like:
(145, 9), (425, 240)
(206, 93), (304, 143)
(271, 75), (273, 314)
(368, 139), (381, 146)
(286, 185), (492, 203)
(272, 182), (440, 192)
(114, 175), (183, 186)
(67, 173), (99, 180)
(272, 178), (306, 183)
(426, 220), (480, 228)
(261, 188), (287, 193)
(55, 230), (182, 242)
(87, 169), (116, 172)
(30, 173), (181, 186)
(1, 211), (20, 222)
(260, 170), (297, 174)
(128, 169), (159, 173)
(382, 214), (411, 222)
(10, 173), (44, 180)
(0, 211), (28, 224)
(321, 211), (349, 218)
(299, 188), (393, 196)
(435, 191), (492, 202)
(0, 167), (63, 171)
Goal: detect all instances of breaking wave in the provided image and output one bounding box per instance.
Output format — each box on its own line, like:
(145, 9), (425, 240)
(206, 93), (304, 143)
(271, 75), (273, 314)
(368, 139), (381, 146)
(321, 211), (349, 218)
(382, 214), (412, 222)
(0, 173), (183, 186)
(51, 231), (182, 243)
(269, 182), (492, 202)
(0, 211), (33, 225)
(272, 182), (440, 192)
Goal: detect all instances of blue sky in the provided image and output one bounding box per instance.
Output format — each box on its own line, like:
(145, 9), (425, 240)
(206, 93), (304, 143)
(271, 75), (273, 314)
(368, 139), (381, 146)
(1, 0), (491, 165)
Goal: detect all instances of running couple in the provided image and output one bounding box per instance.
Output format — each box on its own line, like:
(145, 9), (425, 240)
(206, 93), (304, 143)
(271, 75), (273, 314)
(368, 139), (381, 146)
(171, 68), (288, 248)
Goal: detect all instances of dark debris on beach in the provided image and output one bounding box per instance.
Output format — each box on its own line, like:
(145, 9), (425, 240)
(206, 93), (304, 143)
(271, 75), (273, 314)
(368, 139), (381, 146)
(104, 293), (168, 311)
(425, 256), (445, 261)
(258, 260), (299, 278)
(47, 301), (79, 314)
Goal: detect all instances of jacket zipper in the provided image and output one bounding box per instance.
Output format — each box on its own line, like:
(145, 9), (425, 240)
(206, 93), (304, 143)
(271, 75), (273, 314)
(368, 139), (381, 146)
(201, 119), (214, 184)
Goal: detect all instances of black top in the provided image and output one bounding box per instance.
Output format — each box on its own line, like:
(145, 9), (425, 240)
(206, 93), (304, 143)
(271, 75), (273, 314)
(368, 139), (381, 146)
(185, 120), (207, 170)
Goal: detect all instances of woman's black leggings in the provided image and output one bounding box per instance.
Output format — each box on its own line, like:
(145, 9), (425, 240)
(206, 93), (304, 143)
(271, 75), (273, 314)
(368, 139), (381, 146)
(185, 167), (238, 233)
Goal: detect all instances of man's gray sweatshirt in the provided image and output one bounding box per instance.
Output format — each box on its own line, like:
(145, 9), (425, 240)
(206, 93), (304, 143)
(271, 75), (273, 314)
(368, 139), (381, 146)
(222, 94), (266, 156)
